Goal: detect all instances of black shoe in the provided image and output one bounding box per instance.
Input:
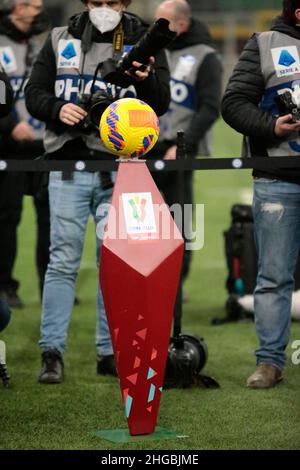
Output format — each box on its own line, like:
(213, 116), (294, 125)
(0, 362), (10, 387)
(38, 349), (64, 384)
(74, 296), (80, 306)
(0, 288), (24, 309)
(97, 354), (117, 377)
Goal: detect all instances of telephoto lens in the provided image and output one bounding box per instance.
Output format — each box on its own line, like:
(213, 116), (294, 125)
(99, 19), (177, 88)
(119, 18), (177, 73)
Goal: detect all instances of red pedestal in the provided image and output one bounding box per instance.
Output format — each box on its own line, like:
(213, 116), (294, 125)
(100, 161), (184, 436)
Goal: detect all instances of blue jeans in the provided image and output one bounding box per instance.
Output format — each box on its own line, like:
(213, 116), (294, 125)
(39, 172), (113, 356)
(253, 178), (300, 370)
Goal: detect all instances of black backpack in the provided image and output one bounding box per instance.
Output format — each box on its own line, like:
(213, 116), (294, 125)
(224, 204), (257, 297)
(212, 204), (300, 324)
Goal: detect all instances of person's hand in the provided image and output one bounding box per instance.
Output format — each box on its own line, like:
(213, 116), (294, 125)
(59, 103), (88, 126)
(163, 145), (177, 160)
(11, 121), (34, 141)
(125, 56), (155, 81)
(274, 114), (300, 138)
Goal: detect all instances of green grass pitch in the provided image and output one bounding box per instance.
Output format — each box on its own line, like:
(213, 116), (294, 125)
(1, 119), (300, 450)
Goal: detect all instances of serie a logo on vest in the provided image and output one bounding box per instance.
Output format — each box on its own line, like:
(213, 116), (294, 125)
(58, 40), (81, 69)
(271, 46), (300, 78)
(0, 46), (17, 74)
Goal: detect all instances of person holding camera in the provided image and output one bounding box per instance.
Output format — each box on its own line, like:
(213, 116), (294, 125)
(222, 0), (300, 389)
(0, 0), (50, 309)
(0, 68), (13, 334)
(148, 0), (222, 294)
(25, 0), (170, 384)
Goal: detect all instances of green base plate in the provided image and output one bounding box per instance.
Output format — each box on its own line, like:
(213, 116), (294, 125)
(92, 427), (188, 443)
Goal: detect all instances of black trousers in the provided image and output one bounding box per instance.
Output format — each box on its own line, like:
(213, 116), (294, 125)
(149, 141), (194, 281)
(0, 140), (50, 297)
(0, 172), (50, 296)
(0, 298), (11, 332)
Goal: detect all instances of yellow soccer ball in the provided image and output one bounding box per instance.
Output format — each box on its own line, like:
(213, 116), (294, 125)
(99, 98), (160, 158)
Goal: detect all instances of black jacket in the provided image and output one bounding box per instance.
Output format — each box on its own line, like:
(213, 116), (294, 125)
(222, 16), (300, 183)
(25, 11), (170, 139)
(167, 18), (222, 154)
(0, 69), (13, 118)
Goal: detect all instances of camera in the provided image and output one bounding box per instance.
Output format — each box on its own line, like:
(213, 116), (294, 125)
(75, 18), (176, 133)
(76, 88), (115, 133)
(99, 18), (177, 87)
(275, 88), (300, 123)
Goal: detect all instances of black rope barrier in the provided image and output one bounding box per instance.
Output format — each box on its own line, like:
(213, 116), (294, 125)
(1, 156), (300, 172)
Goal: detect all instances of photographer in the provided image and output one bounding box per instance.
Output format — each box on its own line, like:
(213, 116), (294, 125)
(222, 0), (300, 389)
(25, 0), (170, 384)
(148, 0), (222, 296)
(0, 0), (50, 309)
(0, 68), (13, 334)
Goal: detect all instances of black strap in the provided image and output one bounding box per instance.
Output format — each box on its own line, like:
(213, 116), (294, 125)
(112, 22), (124, 62)
(62, 171), (73, 180)
(99, 171), (113, 190)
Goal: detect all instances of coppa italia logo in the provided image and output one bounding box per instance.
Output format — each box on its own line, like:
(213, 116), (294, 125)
(122, 192), (157, 238)
(128, 196), (147, 224)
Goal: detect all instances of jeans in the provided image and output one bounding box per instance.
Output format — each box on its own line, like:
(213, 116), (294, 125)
(39, 171), (113, 356)
(253, 178), (300, 370)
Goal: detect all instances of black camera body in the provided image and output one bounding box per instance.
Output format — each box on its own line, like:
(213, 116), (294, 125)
(275, 90), (300, 123)
(76, 89), (114, 133)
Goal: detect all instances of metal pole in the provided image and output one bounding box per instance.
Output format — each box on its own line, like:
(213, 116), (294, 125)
(173, 130), (186, 338)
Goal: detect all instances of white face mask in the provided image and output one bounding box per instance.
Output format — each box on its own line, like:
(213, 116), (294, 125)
(89, 6), (122, 34)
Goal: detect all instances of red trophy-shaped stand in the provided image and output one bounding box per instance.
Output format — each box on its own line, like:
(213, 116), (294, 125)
(100, 161), (184, 436)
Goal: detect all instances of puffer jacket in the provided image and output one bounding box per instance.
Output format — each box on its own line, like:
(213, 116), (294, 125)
(222, 16), (300, 183)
